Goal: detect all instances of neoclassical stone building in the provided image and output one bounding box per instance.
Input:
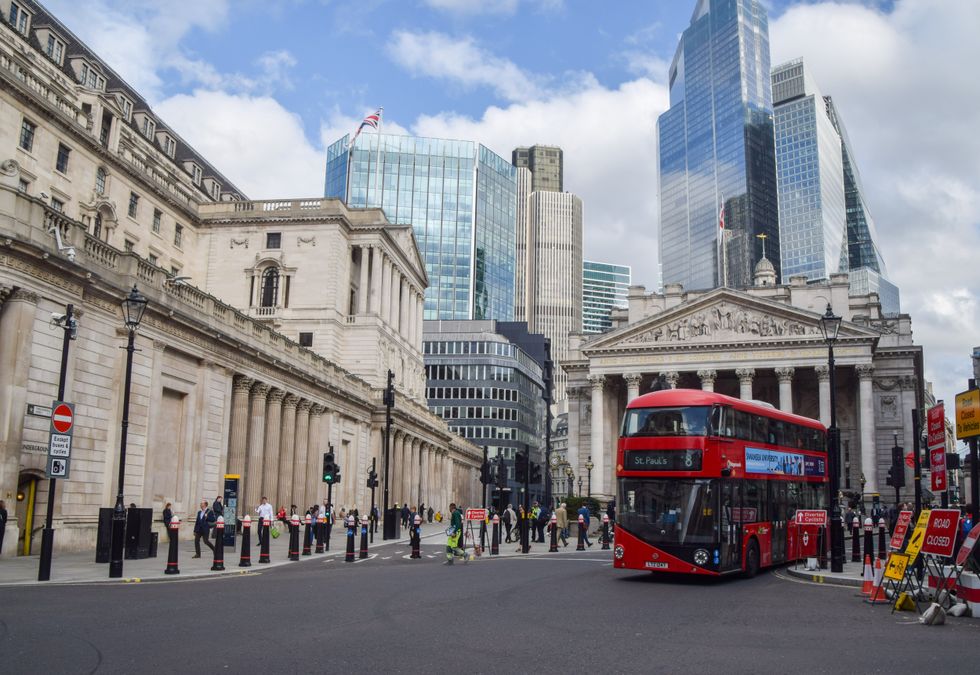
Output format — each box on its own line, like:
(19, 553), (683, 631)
(0, 2), (479, 556)
(563, 270), (924, 506)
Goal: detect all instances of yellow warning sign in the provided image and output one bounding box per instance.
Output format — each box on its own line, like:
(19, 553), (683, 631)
(956, 389), (980, 439)
(884, 552), (909, 581)
(904, 510), (930, 563)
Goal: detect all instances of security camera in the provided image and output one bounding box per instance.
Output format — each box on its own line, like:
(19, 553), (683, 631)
(51, 312), (66, 323)
(39, 191), (50, 201)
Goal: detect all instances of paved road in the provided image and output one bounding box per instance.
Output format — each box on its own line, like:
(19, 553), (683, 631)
(1, 547), (975, 673)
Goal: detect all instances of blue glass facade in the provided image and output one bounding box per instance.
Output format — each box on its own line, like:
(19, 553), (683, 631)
(582, 260), (631, 334)
(325, 133), (516, 321)
(658, 0), (780, 291)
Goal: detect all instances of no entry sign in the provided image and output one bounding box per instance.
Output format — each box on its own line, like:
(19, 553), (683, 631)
(46, 400), (74, 480)
(50, 402), (74, 434)
(921, 508), (960, 558)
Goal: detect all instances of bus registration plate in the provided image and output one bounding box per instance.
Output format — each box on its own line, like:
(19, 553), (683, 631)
(644, 561), (669, 569)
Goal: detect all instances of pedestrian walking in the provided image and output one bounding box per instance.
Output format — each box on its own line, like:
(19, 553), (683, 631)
(211, 495), (224, 540)
(401, 503), (410, 528)
(578, 503), (593, 547)
(256, 497), (274, 549)
(606, 497), (616, 526)
(444, 502), (468, 565)
(0, 499), (7, 555)
(427, 506), (434, 523)
(556, 502), (569, 547)
(503, 504), (516, 542)
(193, 499), (215, 557)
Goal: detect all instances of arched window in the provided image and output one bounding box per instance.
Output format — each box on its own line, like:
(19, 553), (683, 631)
(260, 267), (279, 307)
(95, 167), (106, 195)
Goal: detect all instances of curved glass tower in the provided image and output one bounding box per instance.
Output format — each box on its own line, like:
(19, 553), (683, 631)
(658, 0), (780, 290)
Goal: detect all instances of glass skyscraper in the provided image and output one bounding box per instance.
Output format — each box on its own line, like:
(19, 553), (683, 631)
(773, 59), (898, 312)
(325, 133), (517, 321)
(582, 260), (631, 334)
(658, 0), (780, 291)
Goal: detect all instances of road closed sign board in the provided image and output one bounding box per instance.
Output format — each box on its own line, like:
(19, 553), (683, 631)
(46, 400), (74, 480)
(921, 509), (960, 558)
(465, 508), (487, 521)
(890, 510), (913, 550)
(795, 510), (827, 527)
(956, 389), (980, 439)
(956, 523), (980, 567)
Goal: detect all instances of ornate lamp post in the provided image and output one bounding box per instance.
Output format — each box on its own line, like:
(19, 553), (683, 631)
(585, 455), (594, 498)
(820, 303), (844, 574)
(109, 286), (148, 578)
(565, 465), (574, 498)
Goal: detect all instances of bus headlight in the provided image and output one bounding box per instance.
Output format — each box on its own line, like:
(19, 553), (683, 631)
(693, 549), (709, 566)
(614, 545), (625, 560)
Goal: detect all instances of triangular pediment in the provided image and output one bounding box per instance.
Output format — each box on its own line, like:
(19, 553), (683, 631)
(584, 288), (879, 353)
(387, 224), (429, 286)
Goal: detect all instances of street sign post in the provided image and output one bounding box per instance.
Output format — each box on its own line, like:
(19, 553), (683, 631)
(921, 508), (960, 558)
(45, 401), (74, 480)
(927, 403), (947, 493)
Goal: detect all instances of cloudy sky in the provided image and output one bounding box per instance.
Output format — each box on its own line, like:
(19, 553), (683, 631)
(45, 0), (978, 437)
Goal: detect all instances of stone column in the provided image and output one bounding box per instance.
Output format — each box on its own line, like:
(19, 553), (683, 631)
(243, 382), (269, 515)
(659, 371), (679, 389)
(419, 444), (429, 508)
(225, 375), (253, 485)
(697, 369), (717, 392)
(391, 273), (402, 333)
(401, 434), (412, 505)
(567, 386), (580, 485)
(276, 395), (299, 508)
(775, 367), (795, 413)
(305, 405), (324, 508)
(400, 279), (410, 338)
(588, 375), (605, 496)
(410, 438), (420, 506)
(369, 247), (382, 314)
(292, 400), (312, 508)
(408, 290), (418, 346)
(815, 365), (831, 427)
(0, 288), (38, 552)
(416, 295), (425, 346)
(857, 364), (876, 495)
(624, 372), (641, 402)
(357, 246), (370, 314)
(261, 389), (284, 506)
(381, 256), (392, 325)
(736, 368), (755, 400)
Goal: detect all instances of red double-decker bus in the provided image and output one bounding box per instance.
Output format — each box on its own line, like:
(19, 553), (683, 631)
(613, 389), (828, 576)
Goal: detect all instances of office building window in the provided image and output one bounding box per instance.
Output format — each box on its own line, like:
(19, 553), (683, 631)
(148, 253), (158, 266)
(9, 2), (29, 35)
(56, 143), (71, 173)
(152, 209), (162, 233)
(260, 267), (280, 307)
(50, 197), (64, 213)
(17, 178), (29, 193)
(266, 232), (281, 249)
(128, 192), (139, 218)
(124, 239), (135, 252)
(95, 167), (107, 195)
(45, 35), (64, 63)
(174, 223), (183, 248)
(298, 332), (313, 347)
(19, 119), (35, 152)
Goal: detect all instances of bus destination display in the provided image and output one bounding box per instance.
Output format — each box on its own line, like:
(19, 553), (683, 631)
(624, 449), (702, 472)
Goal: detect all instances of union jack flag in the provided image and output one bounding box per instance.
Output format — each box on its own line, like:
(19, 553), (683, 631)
(350, 107), (383, 149)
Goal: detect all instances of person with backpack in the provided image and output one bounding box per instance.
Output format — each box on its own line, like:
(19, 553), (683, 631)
(503, 504), (516, 542)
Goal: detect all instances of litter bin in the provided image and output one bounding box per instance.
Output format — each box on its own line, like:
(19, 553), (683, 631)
(383, 508), (401, 540)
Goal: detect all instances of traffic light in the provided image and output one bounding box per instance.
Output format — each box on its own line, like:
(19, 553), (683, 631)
(530, 461), (542, 485)
(323, 447), (338, 484)
(366, 469), (378, 489)
(887, 444), (905, 488)
(515, 451), (528, 483)
(384, 369), (395, 407)
(495, 460), (506, 489)
(480, 461), (491, 485)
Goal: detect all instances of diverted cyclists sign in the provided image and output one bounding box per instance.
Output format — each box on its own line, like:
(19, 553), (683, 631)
(465, 508), (487, 521)
(795, 510), (827, 527)
(921, 508), (960, 558)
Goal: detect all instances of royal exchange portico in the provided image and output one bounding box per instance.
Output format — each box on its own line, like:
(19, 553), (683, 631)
(563, 275), (923, 507)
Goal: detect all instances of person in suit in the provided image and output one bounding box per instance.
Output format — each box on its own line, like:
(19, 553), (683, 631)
(193, 499), (215, 558)
(0, 499), (7, 555)
(211, 496), (224, 540)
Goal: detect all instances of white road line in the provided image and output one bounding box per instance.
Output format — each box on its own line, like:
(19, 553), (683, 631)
(353, 553), (377, 563)
(382, 556), (391, 560)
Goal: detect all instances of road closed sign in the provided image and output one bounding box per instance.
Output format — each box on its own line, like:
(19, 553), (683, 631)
(956, 389), (980, 439)
(921, 508), (960, 558)
(890, 511), (913, 550)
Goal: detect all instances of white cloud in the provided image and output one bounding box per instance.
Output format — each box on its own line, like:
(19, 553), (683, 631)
(422, 0), (563, 15)
(387, 31), (543, 101)
(770, 0), (980, 432)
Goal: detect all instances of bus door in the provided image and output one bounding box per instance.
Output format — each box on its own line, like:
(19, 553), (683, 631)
(719, 481), (742, 572)
(770, 481), (788, 564)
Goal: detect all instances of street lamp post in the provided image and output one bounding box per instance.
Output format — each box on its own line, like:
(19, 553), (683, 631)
(109, 286), (147, 579)
(577, 477), (582, 496)
(565, 466), (573, 498)
(821, 303), (844, 574)
(585, 456), (594, 498)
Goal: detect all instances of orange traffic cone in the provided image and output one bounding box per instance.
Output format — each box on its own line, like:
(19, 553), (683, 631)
(866, 557), (888, 604)
(860, 555), (873, 596)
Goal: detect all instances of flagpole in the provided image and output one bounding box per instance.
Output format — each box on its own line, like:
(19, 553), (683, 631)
(374, 108), (384, 209)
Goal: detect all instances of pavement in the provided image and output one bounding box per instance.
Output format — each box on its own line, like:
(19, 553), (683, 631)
(0, 523), (601, 585)
(784, 558), (868, 587)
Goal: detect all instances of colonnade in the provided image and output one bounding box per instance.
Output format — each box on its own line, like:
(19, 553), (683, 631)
(385, 429), (454, 511)
(355, 244), (424, 346)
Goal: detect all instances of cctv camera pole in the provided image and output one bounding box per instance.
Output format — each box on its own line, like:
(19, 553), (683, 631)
(38, 304), (74, 581)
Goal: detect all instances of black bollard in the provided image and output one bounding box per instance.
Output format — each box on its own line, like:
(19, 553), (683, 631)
(345, 516), (356, 562)
(302, 514), (312, 556)
(288, 514), (300, 561)
(851, 517), (861, 563)
(359, 516), (369, 559)
(211, 516), (225, 571)
(817, 526), (827, 569)
(878, 520), (887, 560)
(549, 513), (559, 552)
(239, 515), (252, 568)
(576, 515), (585, 551)
(315, 515), (324, 554)
(411, 515), (422, 559)
(164, 516), (180, 575)
(259, 517), (271, 563)
(324, 512), (332, 551)
(491, 515), (499, 556)
(863, 517), (874, 563)
(601, 514), (611, 551)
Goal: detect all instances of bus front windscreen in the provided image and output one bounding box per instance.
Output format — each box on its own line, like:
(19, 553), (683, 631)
(619, 479), (716, 545)
(622, 406), (711, 437)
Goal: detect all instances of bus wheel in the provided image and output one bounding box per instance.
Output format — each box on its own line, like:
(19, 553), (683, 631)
(745, 539), (760, 578)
